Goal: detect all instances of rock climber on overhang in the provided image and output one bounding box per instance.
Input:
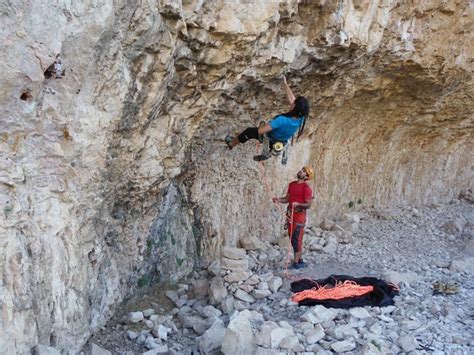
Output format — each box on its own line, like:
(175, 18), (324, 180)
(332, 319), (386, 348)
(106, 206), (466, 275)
(225, 76), (309, 162)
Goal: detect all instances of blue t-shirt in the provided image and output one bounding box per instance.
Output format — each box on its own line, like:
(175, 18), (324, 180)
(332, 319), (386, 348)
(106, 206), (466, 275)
(268, 115), (303, 142)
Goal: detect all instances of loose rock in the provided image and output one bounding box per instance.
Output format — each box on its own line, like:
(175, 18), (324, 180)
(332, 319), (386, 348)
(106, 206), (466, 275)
(331, 338), (356, 353)
(128, 311), (144, 323)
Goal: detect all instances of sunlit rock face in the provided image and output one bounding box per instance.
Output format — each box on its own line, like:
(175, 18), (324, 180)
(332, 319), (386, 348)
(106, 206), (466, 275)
(0, 0), (472, 352)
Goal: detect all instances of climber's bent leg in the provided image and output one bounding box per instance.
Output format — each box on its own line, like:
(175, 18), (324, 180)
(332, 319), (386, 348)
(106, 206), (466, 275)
(237, 127), (259, 143)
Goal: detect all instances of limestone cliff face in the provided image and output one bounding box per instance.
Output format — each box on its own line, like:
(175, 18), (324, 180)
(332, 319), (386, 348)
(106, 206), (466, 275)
(0, 0), (472, 352)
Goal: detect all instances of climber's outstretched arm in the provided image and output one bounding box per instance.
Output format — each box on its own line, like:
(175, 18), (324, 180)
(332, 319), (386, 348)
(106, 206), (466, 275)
(283, 75), (296, 107)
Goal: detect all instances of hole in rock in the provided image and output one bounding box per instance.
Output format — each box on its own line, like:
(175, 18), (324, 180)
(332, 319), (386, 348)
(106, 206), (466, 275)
(44, 54), (65, 79)
(20, 91), (32, 101)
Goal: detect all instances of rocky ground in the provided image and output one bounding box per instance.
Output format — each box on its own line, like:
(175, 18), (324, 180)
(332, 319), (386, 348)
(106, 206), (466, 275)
(86, 194), (474, 355)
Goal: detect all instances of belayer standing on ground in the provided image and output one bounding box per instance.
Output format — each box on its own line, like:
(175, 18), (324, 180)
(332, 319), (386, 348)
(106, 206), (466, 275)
(273, 166), (314, 269)
(225, 76), (309, 161)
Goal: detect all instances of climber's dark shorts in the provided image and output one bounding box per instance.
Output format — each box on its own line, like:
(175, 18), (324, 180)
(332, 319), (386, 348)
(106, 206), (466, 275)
(237, 127), (259, 143)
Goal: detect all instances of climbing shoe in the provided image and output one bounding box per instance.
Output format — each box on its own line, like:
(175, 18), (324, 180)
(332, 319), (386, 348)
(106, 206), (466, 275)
(289, 263), (299, 270)
(253, 154), (270, 162)
(225, 135), (234, 150)
(289, 261), (307, 270)
(295, 260), (307, 269)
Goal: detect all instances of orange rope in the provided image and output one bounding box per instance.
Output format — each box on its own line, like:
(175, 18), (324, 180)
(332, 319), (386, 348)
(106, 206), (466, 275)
(255, 142), (289, 220)
(254, 141), (297, 280)
(291, 280), (374, 302)
(253, 142), (390, 301)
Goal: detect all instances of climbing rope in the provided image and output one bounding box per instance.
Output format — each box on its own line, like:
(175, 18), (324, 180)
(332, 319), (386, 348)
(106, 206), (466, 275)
(291, 280), (374, 303)
(254, 141), (297, 280)
(254, 142), (395, 302)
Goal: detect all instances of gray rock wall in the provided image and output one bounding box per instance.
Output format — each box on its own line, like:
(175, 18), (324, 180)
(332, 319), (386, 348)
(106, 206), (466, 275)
(0, 0), (472, 353)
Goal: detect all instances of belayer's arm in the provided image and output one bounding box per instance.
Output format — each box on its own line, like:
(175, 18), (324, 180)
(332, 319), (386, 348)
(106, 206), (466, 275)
(273, 193), (289, 203)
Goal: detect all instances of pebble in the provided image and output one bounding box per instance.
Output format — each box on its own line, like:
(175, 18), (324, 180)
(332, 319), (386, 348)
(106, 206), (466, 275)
(349, 307), (372, 319)
(304, 324), (325, 344)
(127, 311), (144, 323)
(234, 289), (256, 303)
(397, 334), (419, 352)
(331, 338), (356, 353)
(126, 330), (138, 340)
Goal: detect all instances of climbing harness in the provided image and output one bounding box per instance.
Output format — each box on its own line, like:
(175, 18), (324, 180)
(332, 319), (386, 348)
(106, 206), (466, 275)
(273, 141), (284, 153)
(256, 134), (289, 165)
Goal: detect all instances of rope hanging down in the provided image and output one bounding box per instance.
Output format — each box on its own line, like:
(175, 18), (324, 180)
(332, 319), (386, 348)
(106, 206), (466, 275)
(254, 141), (296, 280)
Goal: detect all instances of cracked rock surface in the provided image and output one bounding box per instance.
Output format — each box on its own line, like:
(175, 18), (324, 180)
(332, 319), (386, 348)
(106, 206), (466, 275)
(0, 1), (472, 352)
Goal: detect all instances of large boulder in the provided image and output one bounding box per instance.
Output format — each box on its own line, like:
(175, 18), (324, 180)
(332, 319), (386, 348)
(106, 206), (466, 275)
(234, 289), (256, 303)
(221, 310), (262, 355)
(270, 326), (296, 349)
(397, 334), (419, 353)
(220, 257), (249, 271)
(256, 321), (279, 348)
(268, 276), (283, 293)
(193, 278), (209, 299)
(209, 276), (228, 304)
(33, 345), (61, 355)
(221, 246), (247, 260)
(207, 260), (221, 277)
(127, 311), (144, 323)
(304, 324), (325, 344)
(224, 271), (252, 283)
(240, 235), (265, 250)
(331, 338), (356, 353)
(198, 319), (226, 354)
(301, 305), (339, 324)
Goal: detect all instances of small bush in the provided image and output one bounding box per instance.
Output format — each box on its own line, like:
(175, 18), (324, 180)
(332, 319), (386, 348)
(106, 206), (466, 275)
(138, 275), (149, 287)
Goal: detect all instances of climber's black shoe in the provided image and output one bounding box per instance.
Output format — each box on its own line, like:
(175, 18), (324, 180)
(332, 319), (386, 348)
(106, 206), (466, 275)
(253, 154), (269, 162)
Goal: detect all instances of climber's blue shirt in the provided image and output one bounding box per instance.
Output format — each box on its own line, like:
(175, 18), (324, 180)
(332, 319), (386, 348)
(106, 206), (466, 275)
(268, 115), (303, 142)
